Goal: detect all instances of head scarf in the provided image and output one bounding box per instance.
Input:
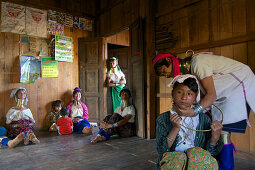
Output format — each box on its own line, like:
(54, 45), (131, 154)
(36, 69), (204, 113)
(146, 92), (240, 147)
(119, 86), (132, 105)
(152, 54), (181, 78)
(10, 87), (28, 105)
(73, 87), (82, 93)
(168, 74), (201, 104)
(108, 57), (121, 72)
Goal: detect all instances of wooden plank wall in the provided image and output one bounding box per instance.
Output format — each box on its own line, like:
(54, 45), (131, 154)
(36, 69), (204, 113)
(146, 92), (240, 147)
(97, 0), (156, 138)
(0, 0), (95, 130)
(156, 0), (255, 153)
(106, 29), (130, 46)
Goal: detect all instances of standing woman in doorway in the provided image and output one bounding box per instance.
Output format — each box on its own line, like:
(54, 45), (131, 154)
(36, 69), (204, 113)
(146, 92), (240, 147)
(105, 57), (126, 112)
(153, 52), (255, 170)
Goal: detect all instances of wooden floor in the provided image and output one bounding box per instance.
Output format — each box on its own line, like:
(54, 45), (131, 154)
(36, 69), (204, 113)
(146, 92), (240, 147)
(1, 128), (255, 170)
(0, 128), (158, 170)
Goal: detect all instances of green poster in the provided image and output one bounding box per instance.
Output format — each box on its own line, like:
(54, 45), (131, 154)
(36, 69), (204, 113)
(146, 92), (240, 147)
(55, 35), (73, 62)
(41, 57), (58, 78)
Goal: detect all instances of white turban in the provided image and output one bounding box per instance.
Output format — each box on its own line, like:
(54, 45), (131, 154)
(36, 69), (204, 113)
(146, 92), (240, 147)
(10, 87), (28, 105)
(168, 74), (201, 104)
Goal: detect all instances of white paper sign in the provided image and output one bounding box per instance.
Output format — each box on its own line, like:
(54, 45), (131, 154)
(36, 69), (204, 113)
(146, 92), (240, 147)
(1, 2), (25, 34)
(26, 7), (47, 37)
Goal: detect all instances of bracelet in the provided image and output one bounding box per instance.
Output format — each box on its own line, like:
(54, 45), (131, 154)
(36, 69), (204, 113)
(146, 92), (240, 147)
(166, 136), (175, 143)
(111, 122), (118, 128)
(192, 104), (204, 116)
(210, 143), (218, 147)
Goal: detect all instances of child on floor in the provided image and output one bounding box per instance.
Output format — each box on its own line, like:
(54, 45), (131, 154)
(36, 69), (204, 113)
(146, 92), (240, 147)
(0, 127), (24, 148)
(156, 74), (223, 169)
(56, 108), (73, 135)
(67, 87), (92, 134)
(47, 100), (62, 131)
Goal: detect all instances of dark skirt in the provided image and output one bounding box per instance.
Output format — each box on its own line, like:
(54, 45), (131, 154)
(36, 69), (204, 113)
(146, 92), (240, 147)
(73, 119), (90, 134)
(7, 119), (33, 139)
(99, 113), (135, 139)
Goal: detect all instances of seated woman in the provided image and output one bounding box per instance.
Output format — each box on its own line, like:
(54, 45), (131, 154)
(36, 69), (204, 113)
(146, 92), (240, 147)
(67, 87), (92, 134)
(5, 87), (39, 145)
(156, 75), (223, 169)
(91, 87), (135, 143)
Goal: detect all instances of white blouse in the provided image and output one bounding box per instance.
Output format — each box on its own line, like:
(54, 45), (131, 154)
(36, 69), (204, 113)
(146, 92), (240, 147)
(191, 54), (255, 124)
(6, 108), (35, 124)
(114, 105), (135, 123)
(71, 104), (84, 119)
(170, 109), (199, 152)
(107, 69), (125, 84)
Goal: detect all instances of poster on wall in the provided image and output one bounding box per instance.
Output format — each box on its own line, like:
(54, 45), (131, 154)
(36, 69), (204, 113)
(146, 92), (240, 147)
(84, 19), (93, 31)
(41, 57), (58, 78)
(47, 20), (64, 35)
(1, 2), (25, 34)
(56, 12), (65, 25)
(20, 35), (50, 57)
(65, 14), (73, 27)
(47, 20), (56, 35)
(55, 23), (64, 35)
(55, 35), (73, 62)
(73, 16), (79, 29)
(48, 10), (57, 22)
(79, 17), (86, 30)
(26, 7), (47, 37)
(20, 55), (41, 83)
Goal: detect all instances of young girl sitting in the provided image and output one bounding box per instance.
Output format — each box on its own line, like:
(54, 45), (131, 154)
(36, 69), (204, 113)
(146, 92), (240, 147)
(56, 108), (73, 135)
(156, 75), (223, 170)
(5, 87), (40, 145)
(47, 100), (62, 131)
(67, 87), (92, 134)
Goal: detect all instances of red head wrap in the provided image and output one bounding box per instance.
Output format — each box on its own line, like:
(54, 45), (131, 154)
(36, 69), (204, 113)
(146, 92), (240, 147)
(152, 54), (181, 78)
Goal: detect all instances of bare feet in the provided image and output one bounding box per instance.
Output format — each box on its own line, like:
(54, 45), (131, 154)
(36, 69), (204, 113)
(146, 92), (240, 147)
(49, 123), (57, 132)
(24, 131), (40, 145)
(8, 132), (25, 148)
(82, 126), (93, 135)
(30, 132), (40, 144)
(24, 131), (31, 145)
(91, 134), (106, 144)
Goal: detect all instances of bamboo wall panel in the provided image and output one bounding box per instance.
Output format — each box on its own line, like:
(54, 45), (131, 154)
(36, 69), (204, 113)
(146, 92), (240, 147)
(0, 0), (94, 130)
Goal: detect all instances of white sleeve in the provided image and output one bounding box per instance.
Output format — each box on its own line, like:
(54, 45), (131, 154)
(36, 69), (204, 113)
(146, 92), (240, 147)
(123, 105), (135, 117)
(119, 70), (125, 78)
(191, 55), (214, 80)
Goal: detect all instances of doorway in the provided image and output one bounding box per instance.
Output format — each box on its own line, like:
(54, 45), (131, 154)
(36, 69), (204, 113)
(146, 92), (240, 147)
(105, 29), (130, 114)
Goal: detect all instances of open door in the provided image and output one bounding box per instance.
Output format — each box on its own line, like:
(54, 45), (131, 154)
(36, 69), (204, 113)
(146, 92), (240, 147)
(130, 19), (146, 138)
(78, 38), (104, 122)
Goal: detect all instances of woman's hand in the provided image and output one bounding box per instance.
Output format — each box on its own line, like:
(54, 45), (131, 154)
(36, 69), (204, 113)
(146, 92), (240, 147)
(170, 113), (181, 129)
(99, 122), (112, 130)
(73, 118), (81, 123)
(210, 121), (223, 145)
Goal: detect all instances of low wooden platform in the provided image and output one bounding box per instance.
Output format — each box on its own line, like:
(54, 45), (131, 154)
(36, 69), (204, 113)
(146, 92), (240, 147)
(1, 128), (255, 170)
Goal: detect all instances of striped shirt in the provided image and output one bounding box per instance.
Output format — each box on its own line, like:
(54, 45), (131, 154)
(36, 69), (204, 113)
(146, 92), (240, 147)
(156, 111), (223, 169)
